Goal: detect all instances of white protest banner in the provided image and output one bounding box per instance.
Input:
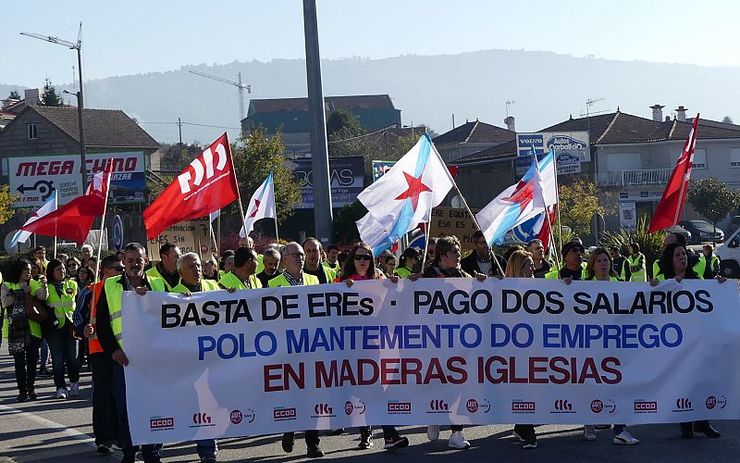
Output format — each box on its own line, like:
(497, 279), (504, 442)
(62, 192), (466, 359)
(123, 278), (740, 445)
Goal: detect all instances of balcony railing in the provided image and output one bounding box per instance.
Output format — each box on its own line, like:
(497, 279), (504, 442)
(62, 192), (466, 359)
(597, 168), (672, 187)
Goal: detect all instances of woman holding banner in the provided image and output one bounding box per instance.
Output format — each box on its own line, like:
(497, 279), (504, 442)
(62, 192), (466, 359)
(505, 249), (539, 449)
(420, 235), (487, 450)
(584, 247), (640, 445)
(338, 243), (410, 450)
(653, 242), (723, 439)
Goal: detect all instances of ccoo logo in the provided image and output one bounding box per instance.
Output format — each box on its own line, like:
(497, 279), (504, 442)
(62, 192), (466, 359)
(178, 143), (228, 194)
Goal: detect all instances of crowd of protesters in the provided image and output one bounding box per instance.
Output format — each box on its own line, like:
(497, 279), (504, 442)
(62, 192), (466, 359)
(0, 231), (728, 461)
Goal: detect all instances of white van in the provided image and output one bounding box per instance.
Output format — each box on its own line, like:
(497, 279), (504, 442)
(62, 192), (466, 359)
(715, 227), (740, 278)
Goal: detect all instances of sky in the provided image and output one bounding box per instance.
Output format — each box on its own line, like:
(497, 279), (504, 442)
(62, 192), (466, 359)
(3, 0), (740, 89)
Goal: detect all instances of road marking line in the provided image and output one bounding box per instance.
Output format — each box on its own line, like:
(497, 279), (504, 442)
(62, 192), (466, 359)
(0, 403), (119, 461)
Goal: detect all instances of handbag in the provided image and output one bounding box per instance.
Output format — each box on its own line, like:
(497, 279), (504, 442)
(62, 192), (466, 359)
(24, 291), (49, 323)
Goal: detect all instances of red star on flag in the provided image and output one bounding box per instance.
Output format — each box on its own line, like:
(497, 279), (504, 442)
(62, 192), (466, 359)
(248, 199), (261, 218)
(394, 172), (432, 211)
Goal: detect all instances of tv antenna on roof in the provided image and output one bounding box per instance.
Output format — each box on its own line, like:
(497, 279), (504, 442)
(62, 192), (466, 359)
(505, 99), (516, 117)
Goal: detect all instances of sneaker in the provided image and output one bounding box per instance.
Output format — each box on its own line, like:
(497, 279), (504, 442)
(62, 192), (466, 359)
(358, 431), (374, 449)
(613, 430), (640, 445)
(584, 425), (596, 441)
(448, 431), (470, 450)
(55, 388), (68, 399)
(96, 444), (112, 454)
(427, 425), (440, 441)
(384, 435), (409, 450)
(69, 382), (80, 397)
(306, 445), (324, 458)
(281, 433), (294, 453)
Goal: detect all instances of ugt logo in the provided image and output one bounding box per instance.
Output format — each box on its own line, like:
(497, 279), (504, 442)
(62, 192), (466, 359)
(178, 142), (228, 194)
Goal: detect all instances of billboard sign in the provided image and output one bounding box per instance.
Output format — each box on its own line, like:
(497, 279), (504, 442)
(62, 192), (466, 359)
(289, 156), (365, 209)
(515, 131), (590, 176)
(7, 151), (146, 208)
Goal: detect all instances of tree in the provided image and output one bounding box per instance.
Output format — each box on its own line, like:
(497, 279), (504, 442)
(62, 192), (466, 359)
(722, 116), (734, 124)
(558, 179), (608, 237)
(688, 177), (740, 238)
(0, 185), (17, 225)
(8, 90), (20, 100)
(40, 78), (63, 106)
(231, 127), (301, 226)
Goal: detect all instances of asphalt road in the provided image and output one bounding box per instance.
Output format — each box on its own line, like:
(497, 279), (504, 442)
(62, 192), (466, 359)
(1, 354), (740, 463)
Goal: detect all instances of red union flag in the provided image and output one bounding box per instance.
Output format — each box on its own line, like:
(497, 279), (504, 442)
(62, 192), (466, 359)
(649, 114), (699, 233)
(20, 165), (112, 244)
(144, 133), (239, 239)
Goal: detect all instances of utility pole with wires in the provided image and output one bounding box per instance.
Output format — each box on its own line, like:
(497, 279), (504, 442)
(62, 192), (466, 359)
(21, 22), (88, 191)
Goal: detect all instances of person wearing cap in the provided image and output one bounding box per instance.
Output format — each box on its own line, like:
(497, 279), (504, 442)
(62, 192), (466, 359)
(219, 247), (262, 290)
(545, 240), (587, 280)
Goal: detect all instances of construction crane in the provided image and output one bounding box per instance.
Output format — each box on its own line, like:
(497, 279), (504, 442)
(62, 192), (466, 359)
(188, 70), (252, 122)
(21, 23), (88, 191)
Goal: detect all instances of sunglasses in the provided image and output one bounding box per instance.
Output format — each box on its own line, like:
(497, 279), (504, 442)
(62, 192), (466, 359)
(354, 255), (372, 261)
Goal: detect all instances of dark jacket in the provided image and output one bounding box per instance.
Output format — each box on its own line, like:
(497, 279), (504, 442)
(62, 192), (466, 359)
(460, 251), (506, 277)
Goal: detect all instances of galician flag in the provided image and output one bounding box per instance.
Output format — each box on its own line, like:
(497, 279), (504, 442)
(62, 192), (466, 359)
(357, 134), (454, 254)
(239, 172), (276, 238)
(9, 191), (58, 248)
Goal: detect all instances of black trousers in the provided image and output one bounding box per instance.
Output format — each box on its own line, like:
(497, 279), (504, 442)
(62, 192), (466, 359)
(90, 353), (118, 445)
(283, 431), (319, 447)
(13, 336), (41, 394)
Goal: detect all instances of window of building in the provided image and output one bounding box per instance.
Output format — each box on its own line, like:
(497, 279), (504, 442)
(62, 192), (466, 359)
(730, 148), (740, 168)
(27, 123), (38, 140)
(692, 148), (706, 169)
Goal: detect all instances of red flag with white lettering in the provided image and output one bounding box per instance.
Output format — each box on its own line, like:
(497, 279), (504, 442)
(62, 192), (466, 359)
(144, 133), (239, 239)
(649, 115), (699, 233)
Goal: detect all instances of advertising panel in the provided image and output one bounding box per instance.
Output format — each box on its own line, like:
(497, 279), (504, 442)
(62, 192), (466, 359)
(289, 156), (365, 209)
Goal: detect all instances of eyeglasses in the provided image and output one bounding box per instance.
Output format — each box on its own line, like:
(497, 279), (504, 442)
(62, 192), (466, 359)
(354, 255), (372, 261)
(287, 252), (305, 258)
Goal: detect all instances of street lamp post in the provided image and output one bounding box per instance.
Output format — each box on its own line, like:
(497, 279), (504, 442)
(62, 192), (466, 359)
(21, 23), (88, 192)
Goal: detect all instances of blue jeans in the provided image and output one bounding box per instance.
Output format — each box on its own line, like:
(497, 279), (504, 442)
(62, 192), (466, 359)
(196, 439), (217, 459)
(112, 363), (163, 461)
(46, 328), (79, 390)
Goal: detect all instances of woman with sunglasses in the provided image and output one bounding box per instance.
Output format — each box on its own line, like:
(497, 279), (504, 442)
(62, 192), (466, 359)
(652, 242), (725, 440)
(337, 243), (410, 451)
(395, 247), (420, 278)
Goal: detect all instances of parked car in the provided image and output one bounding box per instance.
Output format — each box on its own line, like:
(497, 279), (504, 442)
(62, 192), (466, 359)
(716, 227), (740, 278)
(679, 220), (724, 243)
(664, 225), (692, 244)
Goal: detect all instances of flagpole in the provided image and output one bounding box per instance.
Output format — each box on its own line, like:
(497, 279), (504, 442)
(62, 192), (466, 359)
(452, 182), (505, 277)
(551, 148), (563, 263)
(226, 134), (247, 234)
(216, 213), (222, 254)
(420, 205), (433, 269)
(274, 219), (280, 242)
(94, 164), (113, 284)
(545, 210), (561, 269)
(53, 193), (58, 259)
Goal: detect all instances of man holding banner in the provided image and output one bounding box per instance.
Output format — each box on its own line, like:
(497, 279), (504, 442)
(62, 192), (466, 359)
(268, 242), (323, 458)
(170, 252), (221, 463)
(95, 243), (166, 463)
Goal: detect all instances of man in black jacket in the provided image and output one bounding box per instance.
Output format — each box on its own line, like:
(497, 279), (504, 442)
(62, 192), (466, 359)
(460, 230), (506, 277)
